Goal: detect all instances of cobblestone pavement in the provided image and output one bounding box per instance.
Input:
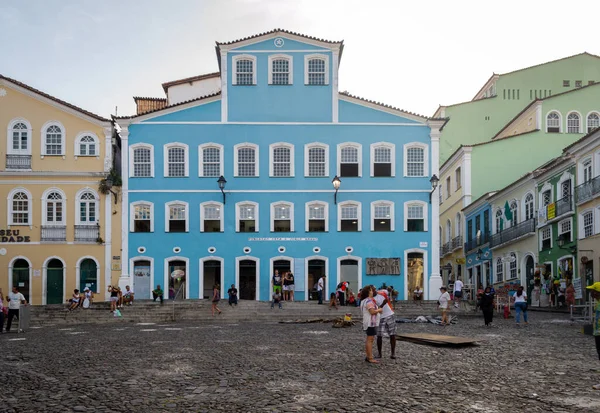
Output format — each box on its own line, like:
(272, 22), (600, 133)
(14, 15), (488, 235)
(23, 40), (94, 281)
(1, 312), (600, 413)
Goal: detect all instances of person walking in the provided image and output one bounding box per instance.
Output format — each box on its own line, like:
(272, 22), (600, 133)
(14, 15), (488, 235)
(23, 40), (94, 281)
(287, 272), (295, 302)
(227, 284), (238, 306)
(374, 288), (397, 359)
(453, 277), (464, 308)
(108, 285), (119, 313)
(566, 282), (575, 308)
(360, 285), (383, 363)
(0, 288), (5, 333)
(317, 275), (326, 304)
(6, 286), (27, 333)
(512, 286), (528, 325)
(481, 286), (495, 327)
(212, 284), (222, 316)
(586, 282), (600, 390)
(438, 286), (451, 326)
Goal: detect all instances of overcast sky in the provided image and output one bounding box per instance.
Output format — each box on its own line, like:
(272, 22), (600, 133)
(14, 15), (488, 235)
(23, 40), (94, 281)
(1, 0), (599, 119)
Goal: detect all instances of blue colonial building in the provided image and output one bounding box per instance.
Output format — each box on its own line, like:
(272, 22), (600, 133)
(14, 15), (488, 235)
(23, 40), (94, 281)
(116, 29), (444, 301)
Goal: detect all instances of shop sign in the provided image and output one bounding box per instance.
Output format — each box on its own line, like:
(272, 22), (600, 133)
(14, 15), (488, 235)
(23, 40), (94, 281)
(547, 203), (556, 220)
(572, 278), (583, 300)
(455, 258), (466, 264)
(249, 237), (318, 242)
(0, 229), (30, 243)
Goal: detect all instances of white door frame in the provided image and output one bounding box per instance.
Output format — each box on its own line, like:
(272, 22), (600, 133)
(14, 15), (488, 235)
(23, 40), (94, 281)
(8, 256), (33, 304)
(235, 255), (260, 301)
(337, 255), (362, 295)
(42, 256), (66, 305)
(199, 256), (224, 300)
(164, 256), (190, 300)
(129, 256), (154, 299)
(404, 249), (428, 300)
(269, 255), (294, 294)
(304, 255), (329, 301)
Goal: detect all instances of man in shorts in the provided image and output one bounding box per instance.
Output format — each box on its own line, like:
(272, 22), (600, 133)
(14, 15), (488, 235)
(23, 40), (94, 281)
(453, 277), (464, 308)
(374, 288), (397, 359)
(272, 270), (282, 295)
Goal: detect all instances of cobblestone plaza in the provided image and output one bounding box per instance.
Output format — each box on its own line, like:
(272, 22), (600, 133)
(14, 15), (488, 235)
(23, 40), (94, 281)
(1, 312), (600, 412)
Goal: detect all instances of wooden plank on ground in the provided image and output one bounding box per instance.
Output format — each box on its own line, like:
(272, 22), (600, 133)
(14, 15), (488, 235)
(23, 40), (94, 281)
(397, 333), (481, 347)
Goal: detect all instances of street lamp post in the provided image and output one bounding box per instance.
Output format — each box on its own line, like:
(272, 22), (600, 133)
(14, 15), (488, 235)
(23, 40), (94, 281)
(429, 174), (439, 202)
(104, 177), (118, 204)
(332, 175), (341, 204)
(217, 176), (227, 204)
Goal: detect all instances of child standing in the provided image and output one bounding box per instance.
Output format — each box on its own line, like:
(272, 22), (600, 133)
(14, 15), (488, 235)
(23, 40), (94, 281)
(586, 282), (600, 390)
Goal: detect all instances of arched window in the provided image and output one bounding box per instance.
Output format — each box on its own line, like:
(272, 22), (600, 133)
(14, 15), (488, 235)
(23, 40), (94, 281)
(567, 112), (581, 133)
(77, 191), (97, 224)
(455, 213), (462, 237)
(445, 219), (452, 243)
(583, 159), (593, 183)
(371, 142), (395, 177)
(306, 202), (328, 232)
(269, 143), (294, 177)
(305, 54), (329, 85)
(199, 143), (223, 177)
(403, 143), (428, 177)
(43, 123), (65, 155)
(164, 143), (189, 177)
(510, 201), (518, 226)
(524, 193), (534, 221)
(495, 209), (503, 233)
(338, 201), (361, 232)
(404, 201), (427, 232)
(200, 202), (224, 233)
(8, 120), (31, 154)
(496, 258), (504, 283)
(130, 143), (154, 177)
(44, 191), (64, 225)
(234, 143), (259, 177)
(271, 201), (294, 232)
(587, 112), (600, 133)
(130, 201), (154, 232)
(305, 143), (328, 177)
(10, 190), (30, 225)
(546, 112), (560, 133)
(236, 201), (259, 232)
(509, 253), (517, 279)
(269, 55), (292, 85)
(75, 133), (99, 157)
(165, 201), (189, 233)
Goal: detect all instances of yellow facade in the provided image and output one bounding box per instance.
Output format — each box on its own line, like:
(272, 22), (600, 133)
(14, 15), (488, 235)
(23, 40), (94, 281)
(493, 103), (539, 140)
(0, 76), (121, 305)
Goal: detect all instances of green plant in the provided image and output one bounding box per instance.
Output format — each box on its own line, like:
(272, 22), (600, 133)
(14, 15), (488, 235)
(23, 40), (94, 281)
(98, 168), (122, 195)
(96, 237), (104, 244)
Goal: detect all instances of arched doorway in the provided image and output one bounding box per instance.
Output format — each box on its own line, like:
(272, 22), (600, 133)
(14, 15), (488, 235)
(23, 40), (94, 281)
(525, 255), (535, 305)
(307, 259), (326, 301)
(133, 260), (152, 299)
(340, 259), (359, 297)
(79, 258), (98, 293)
(46, 259), (64, 304)
(238, 259), (257, 300)
(203, 260), (222, 299)
(406, 253), (424, 301)
(271, 258), (292, 292)
(167, 259), (187, 299)
(12, 258), (31, 303)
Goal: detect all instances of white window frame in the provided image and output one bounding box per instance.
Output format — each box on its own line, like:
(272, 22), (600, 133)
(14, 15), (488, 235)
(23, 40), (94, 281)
(566, 111), (582, 134)
(7, 187), (32, 227)
(305, 201), (329, 232)
(75, 188), (99, 225)
(540, 226), (552, 250)
(129, 143), (155, 178)
(234, 142), (259, 177)
(403, 142), (429, 177)
(445, 219), (452, 242)
(509, 252), (517, 279)
(7, 118), (32, 155)
(130, 201), (154, 232)
(495, 258), (504, 283)
(557, 217), (573, 242)
(304, 54), (330, 85)
(304, 143), (329, 177)
(403, 200), (428, 231)
(40, 120), (66, 157)
(337, 200), (362, 232)
(337, 142), (362, 177)
(232, 54), (257, 86)
(558, 172), (573, 200)
(163, 142), (189, 177)
(586, 111), (600, 133)
(370, 200), (395, 231)
(539, 183), (553, 208)
(455, 213), (462, 237)
(269, 142), (295, 177)
(41, 188), (66, 226)
(270, 201), (295, 232)
(546, 111), (562, 133)
(235, 201), (259, 232)
(578, 157), (593, 185)
(200, 201), (224, 233)
(164, 200), (189, 233)
(509, 200), (519, 226)
(370, 142), (395, 177)
(268, 54), (293, 85)
(198, 143), (224, 178)
(74, 132), (100, 158)
(455, 167), (462, 190)
(579, 209), (595, 239)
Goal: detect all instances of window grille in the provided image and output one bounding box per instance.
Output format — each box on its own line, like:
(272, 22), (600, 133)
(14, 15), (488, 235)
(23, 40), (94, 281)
(272, 59), (289, 85)
(567, 113), (580, 133)
(202, 147), (220, 177)
(238, 147), (256, 176)
(168, 147), (186, 177)
(12, 192), (29, 224)
(133, 148), (152, 177)
(46, 192), (63, 223)
(12, 122), (28, 151)
(373, 147), (391, 177)
(308, 147), (326, 177)
(79, 136), (96, 156)
(583, 212), (594, 238)
(272, 147), (291, 177)
(308, 59), (326, 85)
(587, 113), (600, 132)
(340, 146), (359, 177)
(45, 125), (62, 155)
(236, 59), (254, 85)
(547, 112), (560, 133)
(406, 147), (424, 176)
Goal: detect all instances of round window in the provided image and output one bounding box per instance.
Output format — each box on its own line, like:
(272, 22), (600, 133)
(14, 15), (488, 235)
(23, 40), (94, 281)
(243, 247), (251, 254)
(208, 247), (216, 254)
(313, 247), (321, 254)
(278, 246), (286, 253)
(173, 247), (181, 254)
(137, 246), (146, 254)
(345, 246), (353, 254)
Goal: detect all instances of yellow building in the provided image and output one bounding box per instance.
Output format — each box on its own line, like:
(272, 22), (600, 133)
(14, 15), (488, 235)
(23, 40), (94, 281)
(0, 75), (121, 305)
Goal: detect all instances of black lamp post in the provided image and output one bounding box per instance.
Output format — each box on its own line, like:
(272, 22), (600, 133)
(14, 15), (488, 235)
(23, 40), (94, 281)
(429, 174), (439, 202)
(104, 177), (118, 204)
(217, 176), (227, 204)
(332, 175), (341, 204)
(556, 234), (576, 253)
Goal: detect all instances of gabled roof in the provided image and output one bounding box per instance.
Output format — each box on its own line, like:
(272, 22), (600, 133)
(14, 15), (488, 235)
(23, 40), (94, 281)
(216, 28), (343, 46)
(0, 74), (110, 122)
(114, 91), (221, 120)
(562, 123), (600, 153)
(161, 72), (220, 93)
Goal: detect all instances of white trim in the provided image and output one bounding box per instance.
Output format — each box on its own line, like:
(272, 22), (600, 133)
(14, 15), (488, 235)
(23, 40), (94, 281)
(236, 200), (259, 232)
(198, 143), (224, 177)
(163, 142), (189, 177)
(305, 201), (329, 232)
(269, 142), (295, 177)
(339, 94), (430, 124)
(234, 142), (259, 177)
(76, 255), (101, 294)
(230, 49), (331, 53)
(557, 217), (573, 242)
(337, 200), (362, 232)
(336, 255), (362, 296)
(6, 117), (32, 156)
(540, 225), (553, 251)
(41, 187), (67, 225)
(165, 200), (189, 233)
(403, 142), (429, 177)
(578, 208), (597, 239)
(8, 255), (33, 303)
(370, 200), (395, 231)
(232, 54), (257, 86)
(577, 156), (594, 186)
(304, 256), (329, 301)
(521, 191), (535, 222)
(74, 132), (100, 158)
(337, 142), (362, 177)
(130, 201), (155, 232)
(219, 30), (339, 50)
(566, 110), (583, 134)
(545, 110), (562, 133)
(42, 256), (66, 305)
(404, 249), (428, 300)
(200, 201), (224, 233)
(539, 183), (553, 210)
(235, 255), (260, 301)
(199, 256), (224, 300)
(304, 142), (329, 177)
(585, 111), (600, 133)
(164, 256), (190, 300)
(332, 51), (339, 123)
(220, 50), (228, 122)
(120, 127), (129, 285)
(370, 142), (395, 177)
(304, 53), (330, 85)
(74, 187), (100, 225)
(129, 256), (155, 299)
(270, 201), (295, 232)
(269, 256), (294, 292)
(128, 189), (431, 193)
(129, 143), (155, 178)
(403, 200), (428, 231)
(40, 120), (66, 157)
(268, 54), (293, 85)
(455, 212), (462, 237)
(137, 121), (427, 126)
(520, 252), (536, 286)
(557, 171), (574, 199)
(7, 187), (33, 228)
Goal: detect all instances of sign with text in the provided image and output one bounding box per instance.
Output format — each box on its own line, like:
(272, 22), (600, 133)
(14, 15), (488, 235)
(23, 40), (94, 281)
(547, 203), (556, 220)
(249, 237), (318, 242)
(572, 277), (583, 300)
(366, 258), (401, 275)
(0, 229), (30, 243)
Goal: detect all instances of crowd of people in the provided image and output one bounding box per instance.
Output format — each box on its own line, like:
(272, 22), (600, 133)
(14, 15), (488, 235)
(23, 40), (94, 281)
(0, 286), (27, 333)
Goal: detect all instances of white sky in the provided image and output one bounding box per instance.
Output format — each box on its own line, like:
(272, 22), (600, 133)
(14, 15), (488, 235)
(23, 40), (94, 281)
(1, 0), (599, 118)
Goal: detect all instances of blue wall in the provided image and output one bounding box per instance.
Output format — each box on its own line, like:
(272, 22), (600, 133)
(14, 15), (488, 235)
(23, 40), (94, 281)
(464, 203), (493, 285)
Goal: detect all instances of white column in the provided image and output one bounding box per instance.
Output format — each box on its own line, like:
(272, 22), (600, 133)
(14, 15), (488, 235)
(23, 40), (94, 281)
(220, 50), (228, 122)
(462, 148), (473, 207)
(332, 48), (339, 123)
(103, 127), (113, 300)
(119, 125), (130, 290)
(429, 128), (442, 299)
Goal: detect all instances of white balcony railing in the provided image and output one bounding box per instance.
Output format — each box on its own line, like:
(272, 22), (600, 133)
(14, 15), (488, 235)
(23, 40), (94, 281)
(74, 225), (100, 242)
(41, 225), (67, 242)
(6, 154), (32, 169)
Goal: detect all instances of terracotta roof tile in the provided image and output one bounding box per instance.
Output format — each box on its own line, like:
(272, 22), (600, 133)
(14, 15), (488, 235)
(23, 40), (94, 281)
(115, 91), (221, 120)
(0, 74), (110, 122)
(216, 28), (342, 46)
(161, 72), (220, 92)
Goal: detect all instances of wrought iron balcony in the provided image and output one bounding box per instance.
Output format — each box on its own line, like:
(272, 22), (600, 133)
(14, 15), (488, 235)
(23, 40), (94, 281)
(464, 231), (490, 252)
(5, 154), (31, 169)
(489, 218), (536, 249)
(576, 176), (600, 204)
(538, 195), (573, 225)
(41, 225), (66, 242)
(74, 225), (100, 242)
(451, 235), (463, 251)
(441, 242), (451, 256)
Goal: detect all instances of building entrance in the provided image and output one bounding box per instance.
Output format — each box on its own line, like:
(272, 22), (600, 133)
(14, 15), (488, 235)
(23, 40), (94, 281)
(340, 259), (359, 297)
(203, 260), (222, 299)
(46, 259), (64, 304)
(239, 259), (256, 300)
(133, 260), (152, 299)
(308, 259), (325, 300)
(168, 260), (186, 299)
(12, 259), (30, 303)
(406, 253), (424, 301)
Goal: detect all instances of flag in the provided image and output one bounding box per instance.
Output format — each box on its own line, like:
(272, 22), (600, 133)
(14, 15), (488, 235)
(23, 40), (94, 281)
(504, 201), (513, 222)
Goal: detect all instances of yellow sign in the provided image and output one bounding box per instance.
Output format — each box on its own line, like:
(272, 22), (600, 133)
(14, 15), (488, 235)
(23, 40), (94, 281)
(547, 203), (556, 220)
(455, 258), (466, 264)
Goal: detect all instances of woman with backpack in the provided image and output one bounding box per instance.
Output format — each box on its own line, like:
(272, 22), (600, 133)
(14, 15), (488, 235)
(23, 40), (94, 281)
(212, 284), (222, 316)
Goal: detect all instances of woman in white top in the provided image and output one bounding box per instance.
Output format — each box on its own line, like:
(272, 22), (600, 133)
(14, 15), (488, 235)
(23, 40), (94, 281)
(360, 285), (383, 363)
(438, 286), (451, 325)
(512, 286), (528, 325)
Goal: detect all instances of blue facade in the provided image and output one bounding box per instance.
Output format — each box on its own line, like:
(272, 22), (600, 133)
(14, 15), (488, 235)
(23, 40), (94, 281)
(120, 31), (440, 301)
(464, 201), (493, 288)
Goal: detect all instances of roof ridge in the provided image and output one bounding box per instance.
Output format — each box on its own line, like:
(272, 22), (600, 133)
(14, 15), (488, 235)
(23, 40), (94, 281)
(133, 96), (167, 102)
(498, 52), (600, 77)
(216, 28), (343, 46)
(161, 72), (221, 92)
(339, 91), (442, 121)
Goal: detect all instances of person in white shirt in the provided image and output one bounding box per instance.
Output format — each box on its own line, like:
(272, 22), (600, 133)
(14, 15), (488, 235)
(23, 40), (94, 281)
(6, 286), (27, 333)
(413, 286), (423, 306)
(438, 286), (451, 326)
(374, 288), (397, 359)
(512, 286), (528, 325)
(317, 275), (326, 305)
(453, 277), (464, 308)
